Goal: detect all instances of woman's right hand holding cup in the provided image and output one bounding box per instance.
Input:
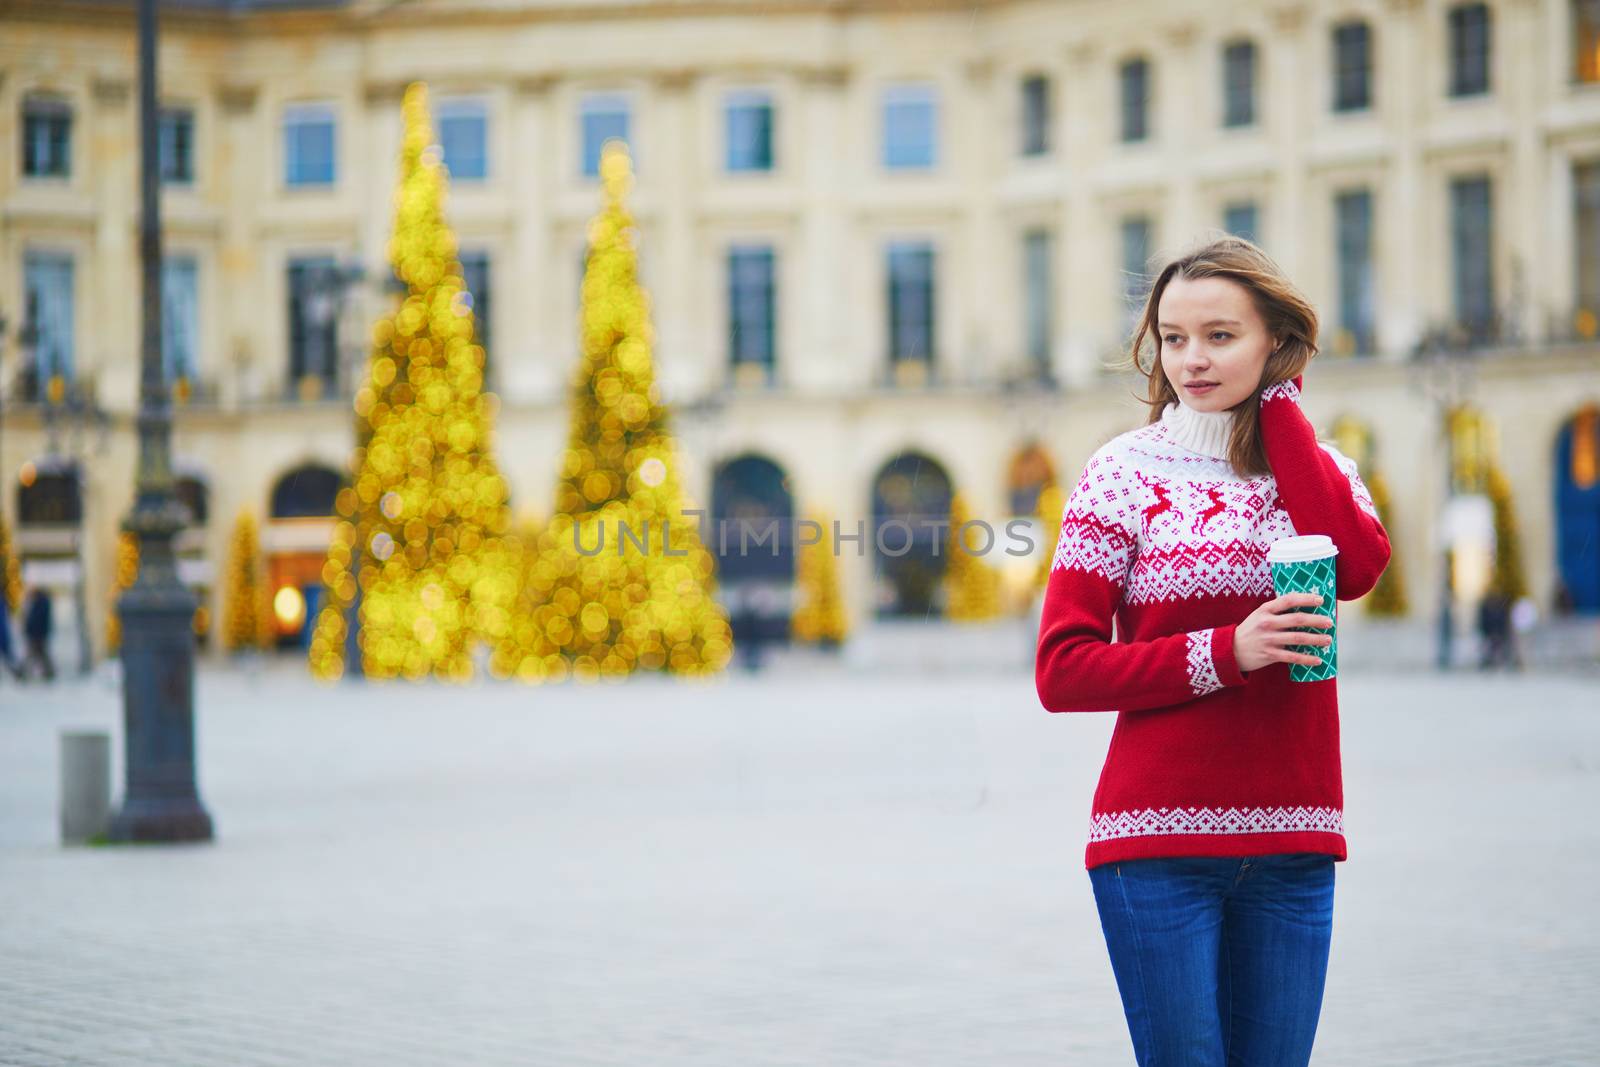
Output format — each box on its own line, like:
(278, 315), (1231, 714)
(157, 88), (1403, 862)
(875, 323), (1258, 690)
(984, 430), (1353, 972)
(1232, 592), (1333, 673)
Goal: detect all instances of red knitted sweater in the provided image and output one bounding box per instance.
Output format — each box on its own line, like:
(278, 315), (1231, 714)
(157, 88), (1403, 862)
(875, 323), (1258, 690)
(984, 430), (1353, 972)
(1035, 377), (1392, 869)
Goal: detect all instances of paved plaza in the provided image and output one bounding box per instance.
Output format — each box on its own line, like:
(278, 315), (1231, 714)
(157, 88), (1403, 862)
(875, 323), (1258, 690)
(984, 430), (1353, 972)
(1, 657), (1597, 1066)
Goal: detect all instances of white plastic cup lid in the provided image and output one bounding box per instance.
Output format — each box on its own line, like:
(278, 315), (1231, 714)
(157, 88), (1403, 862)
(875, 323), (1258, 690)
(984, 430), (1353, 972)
(1266, 534), (1339, 564)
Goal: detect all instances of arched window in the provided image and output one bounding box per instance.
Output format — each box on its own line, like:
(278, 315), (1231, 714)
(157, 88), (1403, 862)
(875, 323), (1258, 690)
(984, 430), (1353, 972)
(1007, 443), (1056, 518)
(17, 459), (82, 525)
(1555, 405), (1600, 613)
(175, 475), (209, 526)
(711, 454), (796, 648)
(871, 451), (953, 618)
(269, 463), (345, 519)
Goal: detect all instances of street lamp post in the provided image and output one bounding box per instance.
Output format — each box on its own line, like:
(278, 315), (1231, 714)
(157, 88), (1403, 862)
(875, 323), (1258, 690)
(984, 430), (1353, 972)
(108, 0), (213, 843)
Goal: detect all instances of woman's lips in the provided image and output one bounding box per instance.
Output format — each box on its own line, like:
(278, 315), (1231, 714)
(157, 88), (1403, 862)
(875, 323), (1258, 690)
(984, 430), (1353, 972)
(1185, 382), (1219, 393)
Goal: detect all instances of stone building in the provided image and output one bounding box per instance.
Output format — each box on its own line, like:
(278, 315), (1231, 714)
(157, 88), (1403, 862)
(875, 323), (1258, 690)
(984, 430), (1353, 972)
(2, 0), (1598, 667)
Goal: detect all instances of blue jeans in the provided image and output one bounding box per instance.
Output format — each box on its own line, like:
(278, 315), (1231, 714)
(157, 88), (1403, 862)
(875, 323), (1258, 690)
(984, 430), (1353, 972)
(1087, 853), (1335, 1066)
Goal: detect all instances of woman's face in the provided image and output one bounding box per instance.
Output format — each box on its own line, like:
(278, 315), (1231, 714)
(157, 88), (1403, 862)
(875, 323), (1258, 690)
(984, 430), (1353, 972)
(1157, 275), (1277, 412)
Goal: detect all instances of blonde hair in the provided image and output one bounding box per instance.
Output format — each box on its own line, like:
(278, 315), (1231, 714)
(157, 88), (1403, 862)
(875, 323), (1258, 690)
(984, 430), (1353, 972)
(1118, 234), (1319, 478)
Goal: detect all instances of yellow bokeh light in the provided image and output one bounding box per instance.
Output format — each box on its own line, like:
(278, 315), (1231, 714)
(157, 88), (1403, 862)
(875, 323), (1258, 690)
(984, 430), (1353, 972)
(274, 585), (306, 630)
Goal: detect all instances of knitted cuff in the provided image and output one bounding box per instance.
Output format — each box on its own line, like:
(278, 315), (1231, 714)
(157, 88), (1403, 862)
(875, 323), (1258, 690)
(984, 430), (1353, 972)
(1210, 623), (1249, 688)
(1259, 377), (1302, 407)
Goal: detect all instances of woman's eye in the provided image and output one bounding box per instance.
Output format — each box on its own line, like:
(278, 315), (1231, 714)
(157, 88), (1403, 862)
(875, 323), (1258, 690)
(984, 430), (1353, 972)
(1211, 332), (1232, 342)
(1164, 334), (1183, 346)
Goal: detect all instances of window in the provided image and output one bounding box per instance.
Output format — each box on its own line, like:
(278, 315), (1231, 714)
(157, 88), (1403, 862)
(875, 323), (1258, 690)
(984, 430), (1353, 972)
(1223, 201), (1259, 244)
(159, 107), (195, 184)
(581, 93), (630, 177)
(1222, 40), (1257, 127)
(1119, 58), (1151, 142)
(1023, 229), (1053, 371)
(438, 98), (488, 181)
(1021, 74), (1051, 156)
(1334, 189), (1375, 354)
(1120, 216), (1153, 325)
(16, 463), (82, 525)
(728, 245), (776, 372)
(1332, 20), (1373, 112)
(21, 96), (72, 178)
(283, 103), (336, 186)
(162, 255), (199, 382)
(1577, 161), (1600, 320)
(22, 252), (75, 394)
(725, 90), (774, 172)
(1450, 175), (1495, 337)
(1449, 4), (1492, 97)
(459, 251), (492, 381)
(1575, 0), (1600, 83)
(887, 241), (935, 364)
(882, 84), (938, 169)
(287, 256), (339, 394)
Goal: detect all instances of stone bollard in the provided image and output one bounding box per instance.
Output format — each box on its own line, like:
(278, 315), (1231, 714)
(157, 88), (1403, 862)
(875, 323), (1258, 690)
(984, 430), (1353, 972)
(61, 730), (112, 845)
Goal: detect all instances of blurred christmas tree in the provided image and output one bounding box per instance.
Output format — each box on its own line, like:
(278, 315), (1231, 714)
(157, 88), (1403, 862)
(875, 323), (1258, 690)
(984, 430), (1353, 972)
(1484, 463), (1528, 601)
(1363, 468), (1409, 616)
(222, 507), (271, 652)
(307, 81), (518, 682)
(790, 511), (847, 647)
(945, 491), (1002, 620)
(105, 531), (140, 654)
(0, 513), (20, 613)
(494, 140), (732, 683)
(1032, 481), (1067, 593)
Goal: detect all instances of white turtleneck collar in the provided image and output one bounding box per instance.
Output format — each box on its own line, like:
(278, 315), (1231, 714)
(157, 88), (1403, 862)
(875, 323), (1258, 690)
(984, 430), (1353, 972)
(1159, 398), (1237, 459)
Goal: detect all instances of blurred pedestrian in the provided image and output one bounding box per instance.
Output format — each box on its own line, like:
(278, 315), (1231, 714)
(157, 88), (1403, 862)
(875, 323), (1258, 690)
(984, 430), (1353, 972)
(1436, 567), (1455, 671)
(0, 595), (22, 680)
(1476, 589), (1522, 670)
(19, 586), (56, 682)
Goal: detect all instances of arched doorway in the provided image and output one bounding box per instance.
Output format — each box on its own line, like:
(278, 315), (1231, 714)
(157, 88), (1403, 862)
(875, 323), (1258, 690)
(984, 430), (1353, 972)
(265, 462), (347, 649)
(871, 451), (952, 619)
(1555, 405), (1600, 614)
(1006, 442), (1055, 519)
(1005, 442), (1058, 615)
(270, 464), (344, 519)
(710, 454), (795, 663)
(13, 457), (87, 673)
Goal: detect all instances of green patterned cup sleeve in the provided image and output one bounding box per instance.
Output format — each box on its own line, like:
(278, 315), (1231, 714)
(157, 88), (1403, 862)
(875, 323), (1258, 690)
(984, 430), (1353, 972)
(1270, 555), (1338, 682)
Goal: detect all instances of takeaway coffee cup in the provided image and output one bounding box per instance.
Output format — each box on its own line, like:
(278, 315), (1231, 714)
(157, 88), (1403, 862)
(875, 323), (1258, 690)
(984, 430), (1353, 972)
(1266, 534), (1339, 682)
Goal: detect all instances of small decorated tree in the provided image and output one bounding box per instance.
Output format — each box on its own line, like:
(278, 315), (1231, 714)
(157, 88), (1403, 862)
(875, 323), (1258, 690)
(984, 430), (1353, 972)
(222, 507), (271, 652)
(1363, 468), (1410, 616)
(945, 491), (1002, 621)
(1485, 463), (1528, 601)
(1032, 481), (1067, 593)
(105, 531), (140, 654)
(790, 510), (848, 648)
(0, 513), (21, 614)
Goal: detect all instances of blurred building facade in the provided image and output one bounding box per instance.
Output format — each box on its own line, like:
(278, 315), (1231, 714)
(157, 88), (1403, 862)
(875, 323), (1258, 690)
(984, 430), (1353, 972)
(2, 0), (1599, 662)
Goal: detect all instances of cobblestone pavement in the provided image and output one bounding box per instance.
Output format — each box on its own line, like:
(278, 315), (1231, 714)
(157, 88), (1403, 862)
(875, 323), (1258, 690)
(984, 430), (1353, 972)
(1, 660), (1597, 1066)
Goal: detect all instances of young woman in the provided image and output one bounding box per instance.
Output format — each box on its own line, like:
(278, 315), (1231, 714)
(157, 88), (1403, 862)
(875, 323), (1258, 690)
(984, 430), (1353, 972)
(1035, 236), (1392, 1066)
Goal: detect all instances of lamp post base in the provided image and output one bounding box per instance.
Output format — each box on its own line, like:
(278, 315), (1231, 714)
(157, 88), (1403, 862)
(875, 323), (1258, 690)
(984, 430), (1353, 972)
(107, 795), (213, 843)
(109, 565), (213, 845)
